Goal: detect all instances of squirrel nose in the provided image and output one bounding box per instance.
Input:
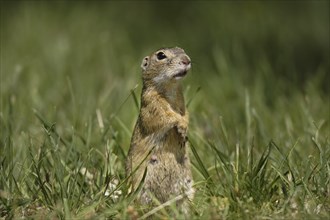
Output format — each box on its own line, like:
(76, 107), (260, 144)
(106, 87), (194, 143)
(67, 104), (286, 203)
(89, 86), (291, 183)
(180, 56), (191, 65)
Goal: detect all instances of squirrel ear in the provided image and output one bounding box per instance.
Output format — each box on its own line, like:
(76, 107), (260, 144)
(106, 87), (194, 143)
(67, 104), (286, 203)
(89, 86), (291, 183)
(141, 56), (149, 71)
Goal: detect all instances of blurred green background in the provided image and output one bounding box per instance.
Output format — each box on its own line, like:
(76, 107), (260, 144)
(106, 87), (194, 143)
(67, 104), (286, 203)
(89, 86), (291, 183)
(0, 1), (329, 218)
(2, 1), (329, 148)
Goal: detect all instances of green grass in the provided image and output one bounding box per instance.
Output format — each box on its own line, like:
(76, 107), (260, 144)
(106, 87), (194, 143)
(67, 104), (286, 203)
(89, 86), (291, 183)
(1, 1), (329, 219)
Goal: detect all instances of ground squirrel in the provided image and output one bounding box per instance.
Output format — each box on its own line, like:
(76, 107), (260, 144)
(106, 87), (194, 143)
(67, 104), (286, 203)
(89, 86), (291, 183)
(126, 47), (194, 215)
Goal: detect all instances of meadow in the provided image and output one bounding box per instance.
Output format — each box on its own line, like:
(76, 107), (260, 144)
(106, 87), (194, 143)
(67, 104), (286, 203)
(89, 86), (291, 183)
(1, 1), (329, 219)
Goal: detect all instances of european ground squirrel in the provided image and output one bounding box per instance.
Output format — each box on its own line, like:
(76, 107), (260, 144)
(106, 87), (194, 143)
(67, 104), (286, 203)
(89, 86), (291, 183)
(126, 47), (194, 215)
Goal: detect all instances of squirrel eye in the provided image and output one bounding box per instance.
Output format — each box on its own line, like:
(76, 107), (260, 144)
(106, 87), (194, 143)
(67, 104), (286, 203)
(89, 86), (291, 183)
(156, 52), (167, 60)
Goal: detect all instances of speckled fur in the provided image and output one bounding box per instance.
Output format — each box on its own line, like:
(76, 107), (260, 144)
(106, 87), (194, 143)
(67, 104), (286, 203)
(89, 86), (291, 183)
(126, 47), (194, 215)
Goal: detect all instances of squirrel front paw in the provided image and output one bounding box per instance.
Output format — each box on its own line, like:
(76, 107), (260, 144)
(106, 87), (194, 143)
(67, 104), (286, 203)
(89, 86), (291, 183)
(176, 117), (188, 146)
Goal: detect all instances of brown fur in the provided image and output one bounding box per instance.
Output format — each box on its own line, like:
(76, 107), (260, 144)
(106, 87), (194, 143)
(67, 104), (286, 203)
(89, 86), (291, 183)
(126, 47), (194, 215)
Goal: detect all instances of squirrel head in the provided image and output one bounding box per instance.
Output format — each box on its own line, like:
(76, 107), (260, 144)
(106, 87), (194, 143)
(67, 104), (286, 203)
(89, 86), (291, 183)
(141, 47), (191, 83)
